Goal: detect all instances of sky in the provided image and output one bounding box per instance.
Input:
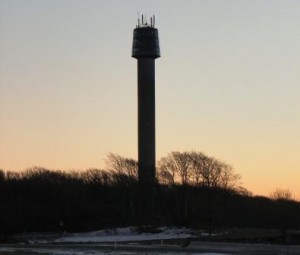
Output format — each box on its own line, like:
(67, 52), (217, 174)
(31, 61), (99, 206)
(0, 0), (299, 198)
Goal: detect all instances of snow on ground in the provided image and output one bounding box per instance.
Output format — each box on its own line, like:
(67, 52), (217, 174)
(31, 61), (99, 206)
(51, 226), (196, 243)
(4, 227), (300, 254)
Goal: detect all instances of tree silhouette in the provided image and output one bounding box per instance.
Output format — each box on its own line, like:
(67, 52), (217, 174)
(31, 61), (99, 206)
(157, 151), (240, 189)
(0, 151), (299, 242)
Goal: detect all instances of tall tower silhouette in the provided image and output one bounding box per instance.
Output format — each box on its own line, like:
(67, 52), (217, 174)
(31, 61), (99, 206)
(132, 15), (160, 190)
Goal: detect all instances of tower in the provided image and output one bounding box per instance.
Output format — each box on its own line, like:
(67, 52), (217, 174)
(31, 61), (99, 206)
(132, 15), (160, 189)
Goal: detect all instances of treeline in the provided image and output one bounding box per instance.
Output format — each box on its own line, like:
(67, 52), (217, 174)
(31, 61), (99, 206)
(0, 151), (300, 237)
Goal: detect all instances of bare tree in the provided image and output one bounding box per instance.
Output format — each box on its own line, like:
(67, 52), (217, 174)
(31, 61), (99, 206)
(188, 151), (207, 186)
(270, 188), (294, 201)
(235, 186), (253, 196)
(157, 162), (176, 186)
(81, 168), (111, 186)
(187, 151), (240, 188)
(217, 161), (241, 189)
(201, 156), (218, 187)
(157, 155), (177, 186)
(158, 151), (241, 190)
(5, 171), (21, 181)
(105, 153), (138, 180)
(158, 151), (192, 186)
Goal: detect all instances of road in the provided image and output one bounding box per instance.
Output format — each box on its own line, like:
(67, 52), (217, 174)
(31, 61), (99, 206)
(1, 241), (300, 255)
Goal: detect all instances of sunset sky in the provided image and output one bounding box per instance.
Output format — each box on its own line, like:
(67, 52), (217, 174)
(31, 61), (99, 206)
(1, 0), (299, 198)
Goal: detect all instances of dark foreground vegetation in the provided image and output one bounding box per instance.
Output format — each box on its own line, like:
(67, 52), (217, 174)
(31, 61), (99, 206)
(1, 152), (300, 244)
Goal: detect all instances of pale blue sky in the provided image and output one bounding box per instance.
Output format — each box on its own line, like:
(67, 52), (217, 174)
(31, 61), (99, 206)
(1, 0), (300, 196)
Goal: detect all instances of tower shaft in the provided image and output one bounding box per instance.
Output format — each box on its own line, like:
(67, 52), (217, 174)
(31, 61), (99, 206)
(137, 58), (156, 186)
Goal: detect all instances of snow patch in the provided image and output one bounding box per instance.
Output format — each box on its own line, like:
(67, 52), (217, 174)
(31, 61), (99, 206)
(52, 226), (195, 243)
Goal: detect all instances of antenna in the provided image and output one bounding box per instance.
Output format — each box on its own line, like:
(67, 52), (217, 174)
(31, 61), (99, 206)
(136, 13), (156, 27)
(137, 11), (140, 27)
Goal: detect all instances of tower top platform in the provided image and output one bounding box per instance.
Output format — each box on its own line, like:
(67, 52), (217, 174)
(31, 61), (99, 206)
(132, 15), (160, 59)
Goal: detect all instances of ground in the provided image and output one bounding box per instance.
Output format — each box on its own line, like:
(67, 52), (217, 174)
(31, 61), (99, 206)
(1, 227), (300, 255)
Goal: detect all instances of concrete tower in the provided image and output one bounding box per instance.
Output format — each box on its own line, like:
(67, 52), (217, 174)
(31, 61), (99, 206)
(132, 15), (160, 188)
